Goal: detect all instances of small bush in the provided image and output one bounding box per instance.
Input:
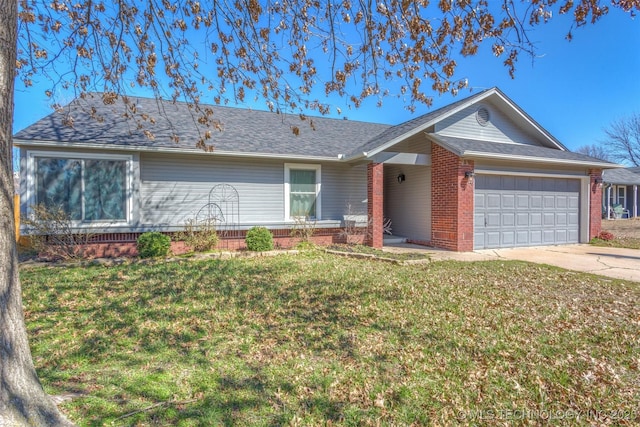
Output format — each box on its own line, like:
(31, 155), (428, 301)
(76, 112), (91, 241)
(245, 226), (274, 251)
(176, 218), (219, 252)
(597, 231), (615, 241)
(137, 232), (171, 258)
(290, 216), (317, 242)
(22, 203), (94, 260)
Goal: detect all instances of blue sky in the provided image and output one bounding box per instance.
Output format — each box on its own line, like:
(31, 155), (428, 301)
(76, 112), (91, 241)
(12, 8), (640, 159)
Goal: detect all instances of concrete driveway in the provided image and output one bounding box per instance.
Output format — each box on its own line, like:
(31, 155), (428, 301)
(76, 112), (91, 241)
(384, 244), (640, 282)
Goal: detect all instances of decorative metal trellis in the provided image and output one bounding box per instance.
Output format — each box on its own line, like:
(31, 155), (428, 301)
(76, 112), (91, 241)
(196, 184), (240, 249)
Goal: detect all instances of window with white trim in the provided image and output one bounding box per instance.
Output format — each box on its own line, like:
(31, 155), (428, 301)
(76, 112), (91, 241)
(284, 163), (321, 220)
(617, 186), (627, 208)
(32, 153), (130, 222)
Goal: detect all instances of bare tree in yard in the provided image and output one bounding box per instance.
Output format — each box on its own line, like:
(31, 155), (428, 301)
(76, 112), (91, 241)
(2, 0), (639, 424)
(576, 143), (611, 161)
(602, 113), (640, 166)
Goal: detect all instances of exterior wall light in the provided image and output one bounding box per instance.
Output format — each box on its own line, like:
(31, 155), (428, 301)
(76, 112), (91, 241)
(397, 173), (406, 184)
(464, 171), (475, 180)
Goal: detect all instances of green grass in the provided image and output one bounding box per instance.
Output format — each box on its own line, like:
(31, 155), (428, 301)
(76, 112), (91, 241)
(21, 251), (640, 426)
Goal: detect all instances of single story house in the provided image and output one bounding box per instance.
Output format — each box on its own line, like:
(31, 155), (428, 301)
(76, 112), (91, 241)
(14, 87), (618, 255)
(602, 167), (640, 218)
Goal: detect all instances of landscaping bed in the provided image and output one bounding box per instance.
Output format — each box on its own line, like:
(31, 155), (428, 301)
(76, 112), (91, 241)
(21, 253), (640, 425)
(595, 218), (640, 249)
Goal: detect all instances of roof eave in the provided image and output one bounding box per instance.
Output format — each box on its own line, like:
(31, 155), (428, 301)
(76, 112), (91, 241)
(13, 139), (342, 162)
(461, 150), (623, 169)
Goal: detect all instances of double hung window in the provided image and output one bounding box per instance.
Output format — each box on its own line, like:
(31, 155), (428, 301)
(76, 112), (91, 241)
(285, 164), (321, 220)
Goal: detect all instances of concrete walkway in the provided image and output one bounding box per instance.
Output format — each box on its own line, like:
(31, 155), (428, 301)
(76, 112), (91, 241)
(383, 243), (640, 282)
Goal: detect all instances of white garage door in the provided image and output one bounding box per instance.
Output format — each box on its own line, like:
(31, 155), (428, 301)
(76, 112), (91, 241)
(474, 175), (580, 250)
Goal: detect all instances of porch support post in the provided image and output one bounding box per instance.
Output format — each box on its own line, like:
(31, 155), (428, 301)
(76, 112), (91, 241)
(431, 145), (474, 251)
(588, 169), (603, 239)
(367, 162), (383, 248)
(634, 185), (638, 218)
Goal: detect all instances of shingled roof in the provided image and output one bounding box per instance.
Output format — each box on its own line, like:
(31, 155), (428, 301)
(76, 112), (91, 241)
(13, 90), (618, 168)
(13, 93), (390, 159)
(429, 135), (618, 167)
(603, 168), (640, 185)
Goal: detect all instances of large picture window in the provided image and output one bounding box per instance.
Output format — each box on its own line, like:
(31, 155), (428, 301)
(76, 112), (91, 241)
(285, 164), (321, 220)
(35, 156), (128, 221)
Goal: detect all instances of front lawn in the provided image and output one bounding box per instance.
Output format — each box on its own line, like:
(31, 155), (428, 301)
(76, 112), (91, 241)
(21, 252), (640, 426)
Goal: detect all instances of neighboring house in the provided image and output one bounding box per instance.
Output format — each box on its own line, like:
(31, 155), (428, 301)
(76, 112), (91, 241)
(602, 168), (640, 218)
(14, 87), (618, 255)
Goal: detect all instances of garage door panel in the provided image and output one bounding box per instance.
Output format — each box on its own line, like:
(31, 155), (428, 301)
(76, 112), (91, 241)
(502, 213), (515, 227)
(487, 194), (501, 209)
(568, 229), (579, 241)
(475, 176), (580, 250)
(501, 231), (515, 246)
(486, 212), (501, 227)
(502, 194), (515, 209)
(543, 213), (555, 226)
(516, 231), (529, 244)
(486, 232), (501, 247)
(556, 213), (568, 226)
(516, 213), (529, 226)
(568, 213), (579, 225)
(568, 196), (579, 209)
(530, 230), (542, 245)
(530, 212), (542, 226)
(556, 196), (568, 209)
(530, 195), (543, 209)
(543, 196), (555, 208)
(543, 230), (556, 243)
(516, 195), (529, 209)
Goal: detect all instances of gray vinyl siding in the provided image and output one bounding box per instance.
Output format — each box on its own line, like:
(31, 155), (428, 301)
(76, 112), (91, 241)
(383, 164), (431, 241)
(140, 153), (283, 226)
(385, 132), (432, 154)
(435, 103), (541, 146)
(139, 153), (367, 227)
(321, 163), (368, 218)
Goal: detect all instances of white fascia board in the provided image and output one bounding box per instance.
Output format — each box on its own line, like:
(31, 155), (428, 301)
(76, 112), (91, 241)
(463, 150), (624, 168)
(13, 139), (342, 162)
(490, 90), (566, 151)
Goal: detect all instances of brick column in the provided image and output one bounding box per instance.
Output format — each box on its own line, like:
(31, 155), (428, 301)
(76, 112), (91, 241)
(588, 168), (603, 240)
(367, 162), (384, 248)
(431, 144), (474, 251)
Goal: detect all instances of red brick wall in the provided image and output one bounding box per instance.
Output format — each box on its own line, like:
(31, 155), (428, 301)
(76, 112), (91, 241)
(431, 144), (474, 251)
(588, 168), (603, 239)
(367, 162), (384, 248)
(41, 227), (366, 259)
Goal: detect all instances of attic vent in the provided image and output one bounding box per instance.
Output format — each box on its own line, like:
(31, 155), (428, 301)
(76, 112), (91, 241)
(476, 107), (490, 126)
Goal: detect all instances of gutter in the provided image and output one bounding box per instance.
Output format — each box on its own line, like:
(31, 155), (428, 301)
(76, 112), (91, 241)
(13, 139), (342, 163)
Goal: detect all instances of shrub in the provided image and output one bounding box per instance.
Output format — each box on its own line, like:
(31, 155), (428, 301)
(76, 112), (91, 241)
(22, 203), (94, 260)
(137, 232), (171, 258)
(597, 231), (615, 241)
(175, 218), (219, 252)
(290, 216), (317, 242)
(245, 226), (274, 251)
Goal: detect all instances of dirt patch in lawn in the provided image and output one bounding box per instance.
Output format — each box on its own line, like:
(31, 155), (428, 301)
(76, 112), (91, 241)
(602, 218), (640, 238)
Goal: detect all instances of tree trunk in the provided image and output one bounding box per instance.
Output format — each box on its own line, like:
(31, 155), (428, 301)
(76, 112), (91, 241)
(0, 1), (74, 425)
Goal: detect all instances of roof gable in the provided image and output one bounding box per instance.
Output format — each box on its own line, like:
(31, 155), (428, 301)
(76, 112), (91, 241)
(351, 87), (566, 159)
